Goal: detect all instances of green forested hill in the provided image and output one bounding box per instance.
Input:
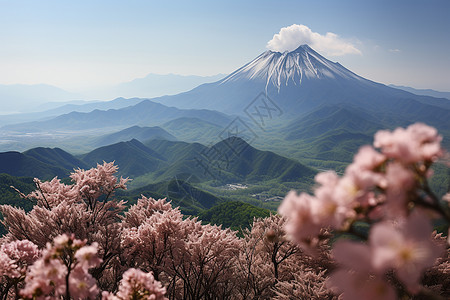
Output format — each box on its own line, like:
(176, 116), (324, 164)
(93, 125), (176, 147)
(24, 147), (89, 171)
(0, 173), (35, 210)
(198, 201), (271, 232)
(0, 151), (69, 180)
(79, 139), (168, 178)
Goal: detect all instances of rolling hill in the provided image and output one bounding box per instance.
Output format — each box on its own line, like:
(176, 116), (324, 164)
(0, 151), (69, 179)
(2, 100), (233, 132)
(79, 139), (167, 178)
(93, 125), (176, 147)
(24, 147), (89, 171)
(161, 117), (223, 143)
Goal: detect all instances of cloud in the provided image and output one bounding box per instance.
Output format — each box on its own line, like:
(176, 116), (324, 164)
(266, 24), (361, 56)
(389, 49), (401, 53)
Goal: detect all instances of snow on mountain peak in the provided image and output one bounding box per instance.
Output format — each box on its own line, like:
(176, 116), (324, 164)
(220, 44), (363, 91)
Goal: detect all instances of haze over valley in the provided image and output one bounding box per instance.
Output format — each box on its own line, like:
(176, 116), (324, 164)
(1, 42), (449, 214)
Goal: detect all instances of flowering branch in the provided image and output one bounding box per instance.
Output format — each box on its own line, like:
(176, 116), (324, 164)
(279, 123), (449, 299)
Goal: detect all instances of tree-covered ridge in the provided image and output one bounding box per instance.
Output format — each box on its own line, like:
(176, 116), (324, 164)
(1, 122), (450, 300)
(0, 174), (35, 208)
(198, 201), (271, 232)
(0, 162), (335, 299)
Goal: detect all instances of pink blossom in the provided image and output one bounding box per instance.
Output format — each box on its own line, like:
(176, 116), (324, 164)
(20, 234), (102, 299)
(443, 193), (450, 204)
(116, 268), (167, 300)
(75, 242), (102, 270)
(27, 177), (80, 207)
(311, 172), (357, 228)
(69, 266), (99, 299)
(280, 174), (358, 248)
(0, 240), (39, 278)
(345, 145), (387, 191)
(370, 212), (444, 293)
(102, 291), (120, 300)
(332, 240), (373, 273)
(53, 233), (72, 248)
(70, 162), (129, 201)
(374, 123), (442, 164)
(278, 191), (322, 243)
(327, 269), (396, 300)
(0, 252), (17, 278)
(21, 257), (67, 298)
(351, 145), (386, 170)
(383, 162), (416, 217)
(329, 240), (398, 299)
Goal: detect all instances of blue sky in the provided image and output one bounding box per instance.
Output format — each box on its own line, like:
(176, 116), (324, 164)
(1, 0), (449, 91)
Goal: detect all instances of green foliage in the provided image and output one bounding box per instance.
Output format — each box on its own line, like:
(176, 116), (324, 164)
(0, 151), (69, 180)
(161, 117), (223, 144)
(94, 125), (176, 147)
(80, 139), (167, 178)
(429, 162), (450, 198)
(0, 173), (36, 235)
(118, 178), (225, 216)
(24, 147), (88, 170)
(198, 201), (271, 232)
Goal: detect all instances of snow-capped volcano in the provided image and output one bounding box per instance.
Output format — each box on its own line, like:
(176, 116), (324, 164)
(221, 45), (363, 91)
(151, 44), (450, 122)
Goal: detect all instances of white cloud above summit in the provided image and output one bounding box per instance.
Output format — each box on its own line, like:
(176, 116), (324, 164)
(267, 24), (361, 56)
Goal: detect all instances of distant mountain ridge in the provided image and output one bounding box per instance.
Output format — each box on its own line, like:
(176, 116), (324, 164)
(0, 97), (144, 127)
(0, 73), (226, 115)
(85, 73), (226, 100)
(0, 84), (82, 114)
(93, 126), (176, 148)
(389, 84), (450, 100)
(2, 99), (233, 132)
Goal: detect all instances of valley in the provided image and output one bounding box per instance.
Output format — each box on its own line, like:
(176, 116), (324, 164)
(1, 44), (449, 230)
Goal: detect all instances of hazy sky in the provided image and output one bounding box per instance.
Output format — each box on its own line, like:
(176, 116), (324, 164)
(1, 0), (449, 91)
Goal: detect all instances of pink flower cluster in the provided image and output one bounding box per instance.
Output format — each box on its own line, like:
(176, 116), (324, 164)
(70, 162), (129, 203)
(21, 234), (101, 299)
(13, 234), (167, 299)
(0, 240), (39, 279)
(279, 123), (448, 298)
(328, 212), (443, 299)
(102, 268), (167, 300)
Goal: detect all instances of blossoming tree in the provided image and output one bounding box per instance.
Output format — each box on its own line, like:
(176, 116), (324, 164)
(279, 123), (450, 299)
(0, 123), (448, 299)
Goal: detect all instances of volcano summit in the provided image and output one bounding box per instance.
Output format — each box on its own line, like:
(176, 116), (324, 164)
(152, 44), (450, 127)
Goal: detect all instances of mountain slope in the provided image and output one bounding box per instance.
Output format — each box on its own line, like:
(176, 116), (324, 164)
(284, 105), (383, 140)
(161, 117), (223, 143)
(143, 138), (317, 184)
(389, 85), (450, 100)
(0, 151), (69, 179)
(211, 137), (317, 182)
(24, 147), (89, 171)
(3, 100), (233, 132)
(80, 139), (167, 178)
(93, 126), (176, 147)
